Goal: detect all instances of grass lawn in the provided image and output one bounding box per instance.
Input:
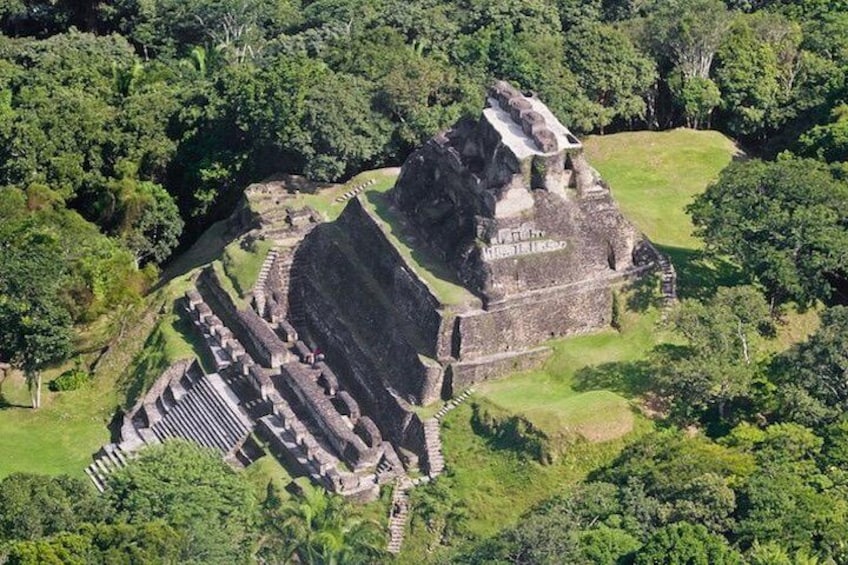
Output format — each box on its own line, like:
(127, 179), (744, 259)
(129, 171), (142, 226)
(0, 366), (119, 479)
(583, 128), (739, 249)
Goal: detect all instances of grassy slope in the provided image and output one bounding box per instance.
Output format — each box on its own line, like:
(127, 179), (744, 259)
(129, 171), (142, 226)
(359, 171), (477, 307)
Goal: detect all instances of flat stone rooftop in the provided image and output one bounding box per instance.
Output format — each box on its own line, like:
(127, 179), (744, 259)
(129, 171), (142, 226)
(483, 96), (582, 160)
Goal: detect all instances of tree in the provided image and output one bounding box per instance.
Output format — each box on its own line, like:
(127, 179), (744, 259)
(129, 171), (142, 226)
(578, 526), (641, 564)
(713, 13), (799, 139)
(299, 71), (392, 181)
(771, 306), (848, 425)
(0, 474), (105, 542)
(645, 0), (732, 81)
(0, 207), (73, 408)
(106, 441), (258, 564)
(670, 74), (722, 129)
(689, 157), (848, 307)
(650, 286), (772, 424)
(798, 103), (848, 163)
(261, 484), (386, 565)
(4, 522), (182, 565)
(634, 522), (743, 564)
(564, 22), (657, 132)
(104, 177), (184, 266)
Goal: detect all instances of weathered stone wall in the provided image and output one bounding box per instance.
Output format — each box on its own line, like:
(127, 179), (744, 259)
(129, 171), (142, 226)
(293, 221), (444, 405)
(197, 268), (289, 368)
(455, 282), (614, 359)
(335, 199), (448, 358)
(391, 81), (649, 305)
(289, 239), (427, 453)
(447, 347), (552, 393)
(275, 362), (379, 470)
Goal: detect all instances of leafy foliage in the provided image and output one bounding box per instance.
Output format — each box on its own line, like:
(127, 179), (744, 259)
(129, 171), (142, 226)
(106, 440), (258, 564)
(47, 369), (90, 392)
(650, 286), (773, 426)
(689, 157), (848, 307)
(259, 484), (386, 564)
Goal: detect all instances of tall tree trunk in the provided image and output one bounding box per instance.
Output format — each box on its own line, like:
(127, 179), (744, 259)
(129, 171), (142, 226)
(27, 371), (41, 409)
(737, 321), (750, 365)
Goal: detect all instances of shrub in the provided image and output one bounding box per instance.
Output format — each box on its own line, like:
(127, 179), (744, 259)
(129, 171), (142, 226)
(611, 290), (623, 331)
(49, 369), (90, 392)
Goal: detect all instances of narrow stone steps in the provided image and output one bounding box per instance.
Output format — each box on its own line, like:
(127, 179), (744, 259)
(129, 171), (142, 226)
(85, 465), (106, 493)
(386, 478), (412, 554)
(334, 178), (376, 202)
(434, 387), (475, 421)
(191, 376), (247, 443)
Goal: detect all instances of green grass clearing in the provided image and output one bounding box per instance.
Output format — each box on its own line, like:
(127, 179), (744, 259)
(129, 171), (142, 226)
(0, 363), (119, 479)
(584, 128), (739, 249)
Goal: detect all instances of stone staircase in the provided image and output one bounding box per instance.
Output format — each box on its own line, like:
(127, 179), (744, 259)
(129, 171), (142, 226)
(84, 443), (132, 493)
(335, 178), (375, 203)
(657, 253), (677, 306)
(252, 248), (279, 318)
(434, 387), (474, 422)
(386, 477), (412, 554)
(423, 419), (444, 476)
(149, 372), (253, 456)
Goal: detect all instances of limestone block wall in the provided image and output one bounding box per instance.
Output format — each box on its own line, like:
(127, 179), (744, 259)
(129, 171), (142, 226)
(292, 222), (443, 405)
(335, 199), (447, 358)
(197, 267), (289, 368)
(455, 282), (613, 359)
(447, 347), (552, 393)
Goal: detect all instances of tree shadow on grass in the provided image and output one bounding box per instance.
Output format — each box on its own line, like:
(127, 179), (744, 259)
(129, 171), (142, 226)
(0, 393), (29, 409)
(117, 301), (216, 410)
(625, 272), (664, 312)
(117, 326), (170, 410)
(655, 244), (744, 301)
(572, 360), (654, 397)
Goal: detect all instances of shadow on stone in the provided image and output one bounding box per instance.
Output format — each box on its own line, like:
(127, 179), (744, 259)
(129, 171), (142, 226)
(572, 360), (654, 397)
(107, 405), (125, 444)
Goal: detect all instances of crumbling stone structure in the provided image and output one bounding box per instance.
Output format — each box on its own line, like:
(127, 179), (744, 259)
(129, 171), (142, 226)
(393, 80), (652, 304)
(88, 81), (665, 511)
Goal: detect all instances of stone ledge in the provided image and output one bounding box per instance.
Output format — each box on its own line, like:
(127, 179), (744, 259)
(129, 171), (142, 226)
(447, 346), (552, 393)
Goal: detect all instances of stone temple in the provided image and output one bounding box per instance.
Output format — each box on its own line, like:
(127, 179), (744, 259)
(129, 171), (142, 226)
(86, 81), (667, 548)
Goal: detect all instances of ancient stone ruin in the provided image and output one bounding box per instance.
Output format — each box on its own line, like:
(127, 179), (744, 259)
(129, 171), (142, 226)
(88, 81), (668, 550)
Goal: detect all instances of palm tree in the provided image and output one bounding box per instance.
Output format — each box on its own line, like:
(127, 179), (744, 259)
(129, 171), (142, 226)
(259, 484), (387, 564)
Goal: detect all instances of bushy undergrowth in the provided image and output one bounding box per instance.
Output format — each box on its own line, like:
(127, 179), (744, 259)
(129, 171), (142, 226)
(48, 369), (90, 392)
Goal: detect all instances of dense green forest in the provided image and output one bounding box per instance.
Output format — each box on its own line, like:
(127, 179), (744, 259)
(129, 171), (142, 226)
(1, 0), (848, 563)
